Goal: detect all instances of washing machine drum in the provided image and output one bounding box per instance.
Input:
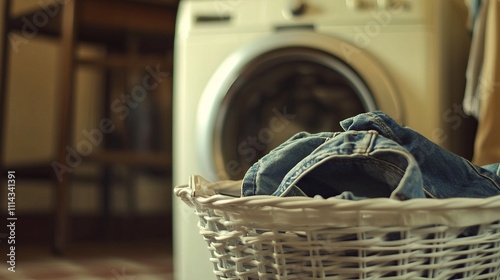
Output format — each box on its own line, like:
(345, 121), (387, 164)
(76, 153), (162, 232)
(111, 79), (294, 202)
(209, 47), (378, 180)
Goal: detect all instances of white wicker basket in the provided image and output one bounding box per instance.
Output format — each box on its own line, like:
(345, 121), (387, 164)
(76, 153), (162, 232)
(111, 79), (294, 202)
(175, 175), (500, 280)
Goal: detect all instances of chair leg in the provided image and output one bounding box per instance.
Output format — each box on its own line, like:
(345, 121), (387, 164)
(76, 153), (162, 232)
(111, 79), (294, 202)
(0, 0), (12, 168)
(53, 0), (78, 255)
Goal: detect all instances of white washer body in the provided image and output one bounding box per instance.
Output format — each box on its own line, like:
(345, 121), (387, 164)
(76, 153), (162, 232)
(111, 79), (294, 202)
(173, 1), (469, 279)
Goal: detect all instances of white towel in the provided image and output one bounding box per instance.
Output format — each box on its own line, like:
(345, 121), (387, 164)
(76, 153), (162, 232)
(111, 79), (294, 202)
(463, 0), (488, 119)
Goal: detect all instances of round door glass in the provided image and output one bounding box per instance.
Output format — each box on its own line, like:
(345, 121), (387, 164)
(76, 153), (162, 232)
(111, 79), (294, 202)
(214, 47), (376, 180)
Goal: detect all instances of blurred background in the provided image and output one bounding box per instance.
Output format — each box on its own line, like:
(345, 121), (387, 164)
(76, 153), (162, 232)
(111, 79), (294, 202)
(0, 0), (177, 279)
(0, 0), (496, 279)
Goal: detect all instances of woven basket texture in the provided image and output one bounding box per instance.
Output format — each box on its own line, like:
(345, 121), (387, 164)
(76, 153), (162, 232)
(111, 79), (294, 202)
(175, 177), (500, 280)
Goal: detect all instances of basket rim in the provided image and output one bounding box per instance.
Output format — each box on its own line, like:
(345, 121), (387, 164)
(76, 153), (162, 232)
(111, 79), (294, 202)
(174, 176), (500, 228)
(196, 193), (500, 211)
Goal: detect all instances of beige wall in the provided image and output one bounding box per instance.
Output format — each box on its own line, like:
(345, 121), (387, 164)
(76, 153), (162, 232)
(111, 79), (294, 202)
(1, 0), (171, 215)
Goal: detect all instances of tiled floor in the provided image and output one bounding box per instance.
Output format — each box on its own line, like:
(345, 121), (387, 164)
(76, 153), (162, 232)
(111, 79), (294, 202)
(0, 241), (173, 280)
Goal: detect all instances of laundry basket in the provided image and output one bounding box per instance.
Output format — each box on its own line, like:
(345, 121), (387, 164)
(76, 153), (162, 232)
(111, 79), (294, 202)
(174, 175), (500, 280)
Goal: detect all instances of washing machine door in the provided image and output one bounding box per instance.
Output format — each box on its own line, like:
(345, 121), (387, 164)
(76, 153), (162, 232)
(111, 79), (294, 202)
(198, 31), (403, 181)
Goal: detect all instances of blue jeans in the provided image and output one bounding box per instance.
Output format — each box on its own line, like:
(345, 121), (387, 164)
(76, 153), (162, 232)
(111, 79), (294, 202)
(242, 111), (500, 200)
(242, 131), (336, 197)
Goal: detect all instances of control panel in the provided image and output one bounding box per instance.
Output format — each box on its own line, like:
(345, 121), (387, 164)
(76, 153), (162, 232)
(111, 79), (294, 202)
(184, 0), (428, 34)
(285, 0), (413, 17)
(278, 0), (424, 26)
(346, 0), (408, 11)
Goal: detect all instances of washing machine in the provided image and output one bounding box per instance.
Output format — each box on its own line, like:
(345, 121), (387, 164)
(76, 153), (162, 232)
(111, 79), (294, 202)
(173, 0), (470, 279)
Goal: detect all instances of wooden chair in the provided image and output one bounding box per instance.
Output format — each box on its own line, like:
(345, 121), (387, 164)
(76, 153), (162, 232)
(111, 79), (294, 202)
(0, 0), (176, 254)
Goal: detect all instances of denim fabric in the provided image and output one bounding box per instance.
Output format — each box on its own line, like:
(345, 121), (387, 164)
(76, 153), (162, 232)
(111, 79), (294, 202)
(274, 130), (426, 200)
(242, 111), (500, 200)
(241, 132), (337, 196)
(340, 111), (500, 198)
